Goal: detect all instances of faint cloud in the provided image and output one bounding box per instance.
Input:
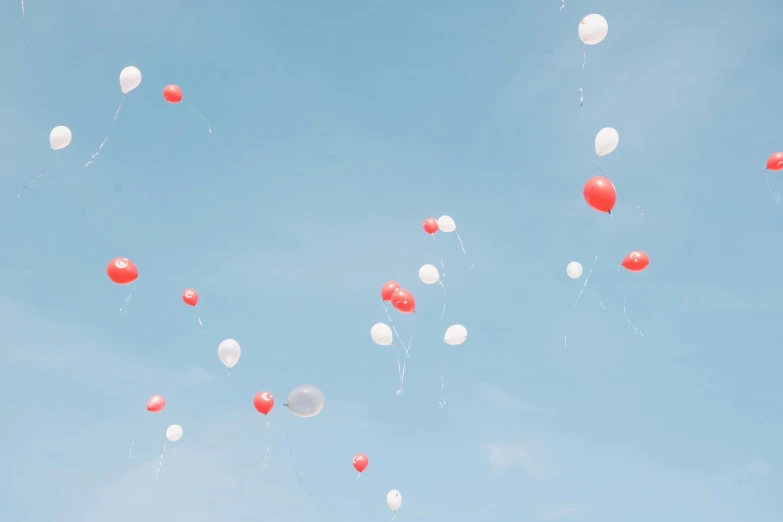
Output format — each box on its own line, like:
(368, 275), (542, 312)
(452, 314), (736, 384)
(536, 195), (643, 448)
(474, 381), (557, 417)
(486, 441), (560, 479)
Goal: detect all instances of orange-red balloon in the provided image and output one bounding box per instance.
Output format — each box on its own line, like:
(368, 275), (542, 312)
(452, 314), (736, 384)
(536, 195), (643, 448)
(182, 288), (199, 307)
(423, 217), (439, 234)
(391, 288), (415, 314)
(353, 453), (369, 473)
(163, 84), (183, 104)
(381, 281), (400, 301)
(146, 394), (166, 413)
(621, 251), (650, 272)
(106, 257), (138, 285)
(767, 152), (783, 171)
(253, 392), (274, 415)
(583, 176), (616, 213)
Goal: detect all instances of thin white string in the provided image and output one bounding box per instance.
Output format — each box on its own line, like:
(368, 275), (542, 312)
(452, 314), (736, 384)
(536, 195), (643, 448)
(559, 0), (564, 10)
(439, 347), (446, 407)
(152, 442), (166, 484)
(596, 160), (643, 215)
(186, 104), (212, 133)
(127, 411), (142, 459)
(431, 235), (447, 277)
(262, 417), (270, 468)
(21, 0), (24, 17)
(437, 279), (447, 327)
(397, 315), (417, 395)
(85, 95), (125, 168)
(283, 426), (324, 522)
(176, 370), (232, 415)
(617, 265), (644, 336)
(17, 151), (53, 199)
(579, 46), (586, 106)
(383, 303), (407, 395)
(391, 511), (398, 522)
(764, 167), (780, 203)
(197, 314), (207, 333)
(455, 232), (474, 269)
(121, 281), (138, 314)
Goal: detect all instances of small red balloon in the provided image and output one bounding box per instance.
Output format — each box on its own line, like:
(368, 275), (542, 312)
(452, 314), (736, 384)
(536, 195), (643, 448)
(583, 176), (617, 213)
(146, 394), (166, 413)
(182, 288), (199, 307)
(423, 217), (439, 234)
(621, 251), (650, 272)
(391, 288), (415, 314)
(353, 453), (369, 473)
(107, 257), (138, 285)
(766, 152), (783, 171)
(381, 281), (400, 302)
(253, 392), (275, 415)
(163, 84), (183, 104)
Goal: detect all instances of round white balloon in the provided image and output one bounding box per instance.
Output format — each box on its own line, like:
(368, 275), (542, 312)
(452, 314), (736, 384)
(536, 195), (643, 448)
(49, 126), (72, 151)
(286, 384), (325, 418)
(418, 264), (440, 284)
(595, 127), (619, 157)
(119, 66), (142, 94)
(218, 339), (241, 369)
(166, 424), (183, 442)
(444, 324), (467, 346)
(566, 261), (583, 279)
(578, 14), (608, 45)
(387, 490), (402, 511)
(437, 215), (456, 233)
(370, 323), (393, 346)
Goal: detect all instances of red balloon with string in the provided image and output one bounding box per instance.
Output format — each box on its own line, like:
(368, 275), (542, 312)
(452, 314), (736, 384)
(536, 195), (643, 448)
(146, 394), (166, 413)
(353, 453), (369, 473)
(163, 84), (183, 104)
(107, 258), (138, 285)
(423, 217), (439, 234)
(253, 392), (275, 415)
(182, 288), (199, 307)
(391, 288), (415, 313)
(766, 152), (783, 171)
(621, 251), (650, 272)
(381, 281), (400, 301)
(583, 176), (616, 213)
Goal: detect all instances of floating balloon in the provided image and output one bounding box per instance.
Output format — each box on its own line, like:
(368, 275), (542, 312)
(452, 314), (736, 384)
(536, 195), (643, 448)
(391, 288), (416, 314)
(437, 215), (456, 233)
(253, 391), (275, 415)
(766, 152), (783, 171)
(621, 251), (650, 272)
(595, 127), (619, 157)
(387, 490), (402, 512)
(163, 84), (183, 104)
(166, 424), (183, 442)
(444, 324), (467, 346)
(381, 281), (400, 302)
(182, 288), (199, 307)
(583, 176), (616, 213)
(578, 14), (608, 45)
(370, 323), (393, 346)
(146, 395), (166, 413)
(218, 339), (241, 369)
(418, 264), (440, 284)
(423, 217), (439, 234)
(119, 66), (142, 94)
(285, 384), (325, 418)
(106, 258), (138, 285)
(566, 261), (583, 279)
(49, 126), (72, 151)
(353, 453), (369, 473)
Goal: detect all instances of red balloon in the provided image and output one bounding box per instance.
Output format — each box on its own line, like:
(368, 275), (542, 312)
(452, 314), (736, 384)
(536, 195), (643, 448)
(767, 152), (783, 171)
(391, 288), (415, 313)
(182, 288), (199, 307)
(621, 251), (650, 272)
(163, 84), (183, 104)
(381, 281), (400, 301)
(146, 394), (166, 413)
(253, 391), (275, 415)
(423, 217), (439, 234)
(583, 176), (617, 213)
(353, 453), (369, 473)
(106, 257), (138, 285)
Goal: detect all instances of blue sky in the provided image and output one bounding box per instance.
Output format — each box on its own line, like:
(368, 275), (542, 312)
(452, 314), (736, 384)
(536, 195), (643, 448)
(1, 0), (782, 520)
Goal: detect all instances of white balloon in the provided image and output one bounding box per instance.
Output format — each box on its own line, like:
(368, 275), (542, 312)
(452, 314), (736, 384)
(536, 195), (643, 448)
(444, 324), (467, 346)
(166, 424), (183, 442)
(285, 384), (325, 418)
(578, 14), (608, 45)
(49, 126), (72, 151)
(566, 261), (583, 279)
(437, 215), (456, 233)
(218, 339), (241, 369)
(387, 490), (402, 511)
(119, 66), (142, 94)
(595, 127), (619, 157)
(371, 323), (393, 346)
(418, 264), (440, 284)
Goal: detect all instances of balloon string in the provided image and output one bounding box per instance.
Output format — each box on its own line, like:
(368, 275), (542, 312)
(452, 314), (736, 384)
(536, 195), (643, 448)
(764, 167), (780, 203)
(85, 94), (126, 168)
(262, 417), (270, 468)
(21, 0), (24, 17)
(438, 280), (447, 327)
(152, 442), (166, 484)
(175, 370), (231, 416)
(588, 289), (606, 310)
(197, 314), (207, 334)
(616, 265), (644, 337)
(121, 281), (138, 314)
(127, 411), (143, 459)
(455, 232), (474, 269)
(397, 314), (417, 395)
(282, 426), (324, 522)
(17, 150), (53, 199)
(391, 511), (398, 522)
(579, 46), (586, 106)
(560, 0), (564, 11)
(596, 160), (644, 215)
(356, 472), (361, 480)
(431, 235), (447, 278)
(382, 302), (407, 395)
(438, 347), (446, 407)
(186, 104), (212, 134)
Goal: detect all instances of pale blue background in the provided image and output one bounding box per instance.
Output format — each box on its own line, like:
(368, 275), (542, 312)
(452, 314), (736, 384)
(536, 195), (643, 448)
(0, 0), (782, 521)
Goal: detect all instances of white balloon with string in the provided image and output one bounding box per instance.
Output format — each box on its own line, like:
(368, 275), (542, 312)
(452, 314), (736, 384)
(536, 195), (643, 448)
(419, 263), (447, 326)
(566, 262), (583, 279)
(439, 324), (467, 407)
(577, 14), (608, 106)
(153, 424), (183, 485)
(387, 490), (402, 520)
(17, 126), (72, 199)
(436, 215), (474, 269)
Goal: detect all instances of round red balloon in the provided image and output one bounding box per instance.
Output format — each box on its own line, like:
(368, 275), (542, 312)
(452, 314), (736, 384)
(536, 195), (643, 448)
(391, 288), (415, 314)
(107, 257), (138, 285)
(163, 84), (183, 104)
(146, 394), (166, 413)
(253, 392), (275, 415)
(381, 281), (400, 302)
(766, 152), (783, 171)
(621, 251), (650, 272)
(182, 288), (199, 307)
(583, 176), (617, 213)
(353, 453), (369, 473)
(423, 217), (439, 234)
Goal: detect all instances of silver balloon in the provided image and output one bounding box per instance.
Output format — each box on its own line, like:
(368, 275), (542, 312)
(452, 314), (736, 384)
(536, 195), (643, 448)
(284, 384), (325, 418)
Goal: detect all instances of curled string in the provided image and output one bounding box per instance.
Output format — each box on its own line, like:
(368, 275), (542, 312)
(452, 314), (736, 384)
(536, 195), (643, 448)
(616, 265), (644, 336)
(596, 160), (644, 215)
(262, 417), (270, 468)
(397, 314), (417, 395)
(382, 303), (407, 395)
(283, 426), (324, 522)
(85, 95), (126, 168)
(455, 232), (474, 269)
(197, 314), (207, 334)
(186, 104), (212, 134)
(764, 167), (779, 203)
(21, 0), (24, 17)
(437, 280), (447, 327)
(579, 46), (586, 106)
(121, 281), (137, 314)
(127, 411), (143, 459)
(559, 0), (564, 10)
(152, 443), (166, 484)
(17, 150), (54, 199)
